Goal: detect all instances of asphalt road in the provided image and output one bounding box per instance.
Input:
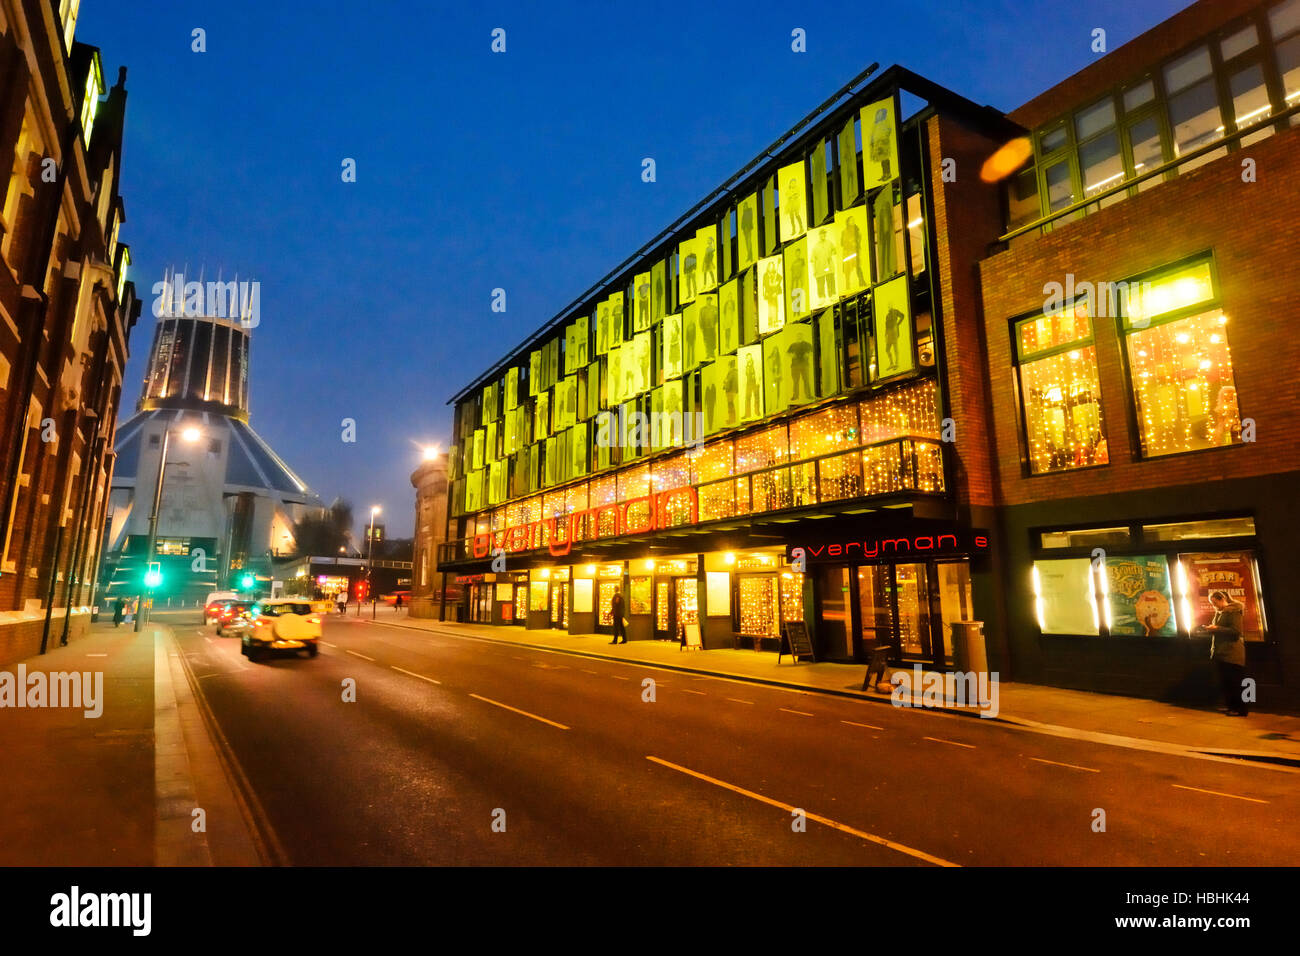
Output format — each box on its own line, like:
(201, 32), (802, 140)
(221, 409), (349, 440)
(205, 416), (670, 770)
(170, 614), (1300, 866)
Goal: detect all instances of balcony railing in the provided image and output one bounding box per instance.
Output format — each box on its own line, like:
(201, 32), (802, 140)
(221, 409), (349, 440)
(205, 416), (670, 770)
(436, 436), (945, 566)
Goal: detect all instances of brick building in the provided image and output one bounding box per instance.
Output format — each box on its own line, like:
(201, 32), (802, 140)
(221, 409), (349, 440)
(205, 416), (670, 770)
(0, 0), (139, 663)
(428, 0), (1300, 711)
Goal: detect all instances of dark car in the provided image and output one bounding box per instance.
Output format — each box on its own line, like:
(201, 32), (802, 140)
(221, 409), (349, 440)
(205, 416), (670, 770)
(215, 601), (252, 635)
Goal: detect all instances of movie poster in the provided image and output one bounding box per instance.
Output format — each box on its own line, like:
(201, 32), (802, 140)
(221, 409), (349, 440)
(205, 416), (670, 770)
(682, 301), (701, 373)
(834, 205), (871, 296)
(701, 356), (739, 435)
(678, 236), (700, 305)
(1180, 552), (1264, 641)
(596, 301), (611, 356)
(1105, 555), (1177, 637)
(566, 318), (588, 374)
(482, 383), (498, 422)
(663, 313), (683, 380)
(719, 279), (739, 355)
(861, 96), (898, 188)
(736, 193), (759, 273)
(651, 259), (667, 323)
(778, 159), (808, 243)
(738, 343), (764, 422)
(758, 255), (785, 335)
(872, 274), (914, 380)
(545, 337), (559, 389)
(696, 224), (718, 293)
(808, 224), (840, 311)
(783, 237), (810, 321)
(504, 366), (519, 411)
(696, 293), (719, 365)
(633, 272), (652, 331)
(629, 330), (652, 397)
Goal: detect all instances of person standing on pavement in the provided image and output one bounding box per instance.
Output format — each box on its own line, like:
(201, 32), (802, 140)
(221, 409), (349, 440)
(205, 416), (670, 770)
(336, 591), (348, 616)
(395, 593), (404, 611)
(1203, 590), (1249, 716)
(112, 598), (124, 627)
(610, 589), (627, 644)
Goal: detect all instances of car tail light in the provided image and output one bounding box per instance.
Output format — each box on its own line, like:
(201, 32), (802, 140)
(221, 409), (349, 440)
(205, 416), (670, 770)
(309, 617), (320, 624)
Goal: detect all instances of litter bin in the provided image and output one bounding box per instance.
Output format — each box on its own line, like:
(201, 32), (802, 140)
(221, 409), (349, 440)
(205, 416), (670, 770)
(950, 621), (987, 676)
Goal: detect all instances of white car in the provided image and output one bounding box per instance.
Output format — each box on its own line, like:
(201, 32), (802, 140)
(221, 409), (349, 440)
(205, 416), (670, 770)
(203, 590), (239, 625)
(239, 599), (322, 661)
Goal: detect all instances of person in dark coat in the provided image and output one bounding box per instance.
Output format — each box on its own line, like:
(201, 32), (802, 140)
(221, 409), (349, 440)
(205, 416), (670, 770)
(610, 589), (627, 644)
(113, 598), (124, 627)
(1202, 590), (1249, 716)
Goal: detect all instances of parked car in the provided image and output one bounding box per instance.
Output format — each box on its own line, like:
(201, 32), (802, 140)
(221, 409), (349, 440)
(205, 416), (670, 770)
(215, 601), (252, 635)
(204, 590), (239, 625)
(240, 599), (322, 662)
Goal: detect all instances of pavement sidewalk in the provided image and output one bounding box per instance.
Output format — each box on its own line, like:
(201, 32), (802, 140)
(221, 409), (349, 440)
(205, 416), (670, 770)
(364, 606), (1300, 766)
(0, 617), (262, 866)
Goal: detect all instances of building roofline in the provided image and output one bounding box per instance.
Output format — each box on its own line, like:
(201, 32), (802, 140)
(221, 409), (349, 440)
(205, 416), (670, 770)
(445, 64), (1018, 406)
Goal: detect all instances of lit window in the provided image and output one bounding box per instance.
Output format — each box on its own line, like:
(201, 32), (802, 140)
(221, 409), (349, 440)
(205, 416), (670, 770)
(1163, 46), (1225, 170)
(1122, 260), (1241, 458)
(80, 55), (104, 144)
(1015, 299), (1108, 474)
(59, 0), (81, 50)
(1032, 559), (1099, 635)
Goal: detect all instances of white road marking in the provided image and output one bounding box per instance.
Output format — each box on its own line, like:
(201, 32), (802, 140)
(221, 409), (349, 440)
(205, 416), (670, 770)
(1172, 784), (1268, 804)
(321, 641), (337, 647)
(580, 669), (600, 675)
(391, 666), (441, 685)
(86, 653), (108, 657)
(725, 697), (755, 705)
(780, 708), (815, 717)
(611, 675), (631, 681)
(681, 689), (707, 696)
(841, 719), (883, 731)
(647, 756), (958, 867)
(924, 736), (976, 750)
(1031, 756), (1100, 773)
(469, 694), (569, 730)
(346, 650), (376, 661)
(204, 637), (214, 644)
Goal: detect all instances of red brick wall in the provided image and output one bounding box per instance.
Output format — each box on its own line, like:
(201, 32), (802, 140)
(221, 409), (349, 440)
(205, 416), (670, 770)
(926, 114), (1007, 510)
(978, 127), (1300, 507)
(1010, 0), (1263, 130)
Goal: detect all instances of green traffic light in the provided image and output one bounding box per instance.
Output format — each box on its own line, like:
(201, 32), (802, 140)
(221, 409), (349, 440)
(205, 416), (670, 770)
(144, 570), (162, 588)
(240, 573), (255, 590)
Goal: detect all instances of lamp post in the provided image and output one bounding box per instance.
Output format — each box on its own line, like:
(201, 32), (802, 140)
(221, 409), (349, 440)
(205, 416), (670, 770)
(367, 505), (380, 620)
(135, 423), (201, 632)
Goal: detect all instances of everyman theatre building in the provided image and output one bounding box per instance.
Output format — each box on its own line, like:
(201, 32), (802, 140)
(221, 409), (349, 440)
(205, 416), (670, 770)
(432, 0), (1300, 711)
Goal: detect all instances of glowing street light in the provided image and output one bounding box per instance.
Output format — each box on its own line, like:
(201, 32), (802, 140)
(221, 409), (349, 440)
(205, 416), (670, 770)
(422, 444), (440, 461)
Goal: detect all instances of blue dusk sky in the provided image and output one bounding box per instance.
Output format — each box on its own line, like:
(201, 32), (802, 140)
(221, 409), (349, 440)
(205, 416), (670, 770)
(77, 0), (1188, 536)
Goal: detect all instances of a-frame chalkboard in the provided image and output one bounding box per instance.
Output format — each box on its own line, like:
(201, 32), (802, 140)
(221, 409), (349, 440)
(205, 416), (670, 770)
(778, 621), (815, 663)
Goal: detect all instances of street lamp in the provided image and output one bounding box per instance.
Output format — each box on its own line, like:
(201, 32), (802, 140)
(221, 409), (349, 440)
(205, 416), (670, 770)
(135, 422), (202, 632)
(422, 444), (439, 461)
(367, 505), (380, 619)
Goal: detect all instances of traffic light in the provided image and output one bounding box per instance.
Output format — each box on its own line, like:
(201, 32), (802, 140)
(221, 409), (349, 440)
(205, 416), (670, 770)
(239, 573), (256, 591)
(144, 562), (162, 588)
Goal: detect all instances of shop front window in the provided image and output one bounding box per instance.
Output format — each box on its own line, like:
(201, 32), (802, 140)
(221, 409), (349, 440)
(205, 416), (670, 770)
(1033, 558), (1100, 635)
(1016, 300), (1107, 473)
(598, 582), (619, 626)
(1126, 310), (1240, 456)
(738, 575), (780, 638)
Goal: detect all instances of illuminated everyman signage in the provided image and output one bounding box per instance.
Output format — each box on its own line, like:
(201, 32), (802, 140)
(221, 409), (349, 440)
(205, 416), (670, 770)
(789, 529), (988, 564)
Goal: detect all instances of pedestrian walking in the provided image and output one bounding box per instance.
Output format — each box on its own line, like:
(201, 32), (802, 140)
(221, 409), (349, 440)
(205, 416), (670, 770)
(1201, 590), (1249, 715)
(112, 597), (124, 628)
(395, 593), (404, 611)
(610, 589), (627, 644)
(336, 592), (348, 615)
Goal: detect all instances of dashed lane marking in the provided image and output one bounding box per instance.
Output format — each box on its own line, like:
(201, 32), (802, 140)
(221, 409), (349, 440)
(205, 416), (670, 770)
(841, 720), (884, 731)
(391, 666), (442, 685)
(346, 650), (376, 662)
(725, 697), (755, 705)
(646, 756), (958, 867)
(780, 708), (815, 717)
(321, 641), (337, 647)
(468, 694), (569, 730)
(86, 653), (107, 657)
(681, 689), (707, 696)
(1172, 784), (1268, 804)
(1030, 756), (1100, 773)
(924, 736), (976, 750)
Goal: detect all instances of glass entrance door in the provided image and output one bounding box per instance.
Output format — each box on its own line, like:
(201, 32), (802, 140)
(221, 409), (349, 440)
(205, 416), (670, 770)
(894, 563), (932, 657)
(856, 565), (894, 659)
(655, 581), (672, 639)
